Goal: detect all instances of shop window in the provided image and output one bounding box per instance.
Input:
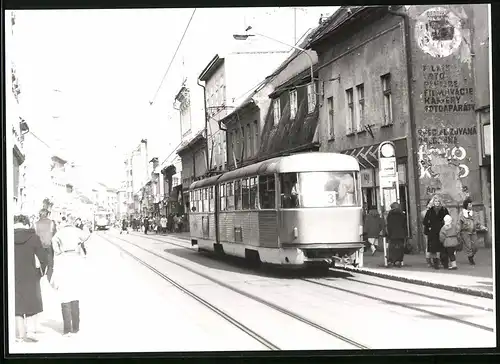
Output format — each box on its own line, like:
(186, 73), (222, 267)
(259, 175), (276, 209)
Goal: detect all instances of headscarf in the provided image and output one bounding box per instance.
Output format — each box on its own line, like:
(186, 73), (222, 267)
(443, 214), (453, 225)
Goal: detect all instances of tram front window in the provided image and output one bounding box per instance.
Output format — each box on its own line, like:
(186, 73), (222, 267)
(280, 171), (359, 208)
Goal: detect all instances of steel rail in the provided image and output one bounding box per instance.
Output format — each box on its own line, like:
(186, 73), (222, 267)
(102, 232), (369, 349)
(100, 234), (280, 351)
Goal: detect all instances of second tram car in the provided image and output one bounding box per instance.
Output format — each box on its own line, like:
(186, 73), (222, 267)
(189, 152), (364, 267)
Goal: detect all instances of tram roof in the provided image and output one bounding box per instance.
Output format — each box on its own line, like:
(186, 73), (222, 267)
(189, 153), (359, 189)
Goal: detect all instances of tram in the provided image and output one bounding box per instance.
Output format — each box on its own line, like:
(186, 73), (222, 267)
(189, 152), (364, 268)
(94, 211), (111, 231)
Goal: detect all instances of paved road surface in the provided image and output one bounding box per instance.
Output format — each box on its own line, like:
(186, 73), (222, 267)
(9, 230), (496, 353)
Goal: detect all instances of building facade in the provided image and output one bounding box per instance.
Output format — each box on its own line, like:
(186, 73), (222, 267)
(309, 5), (491, 249)
(6, 10), (29, 214)
(198, 50), (291, 173)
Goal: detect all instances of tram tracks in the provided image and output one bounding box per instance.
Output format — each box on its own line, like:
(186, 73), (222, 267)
(99, 232), (370, 350)
(120, 232), (495, 334)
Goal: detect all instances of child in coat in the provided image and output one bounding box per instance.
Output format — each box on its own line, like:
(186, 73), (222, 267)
(439, 215), (459, 270)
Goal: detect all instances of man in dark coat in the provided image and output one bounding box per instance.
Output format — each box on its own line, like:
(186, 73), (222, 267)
(120, 218), (129, 234)
(143, 217), (149, 235)
(386, 202), (408, 267)
(14, 214), (48, 343)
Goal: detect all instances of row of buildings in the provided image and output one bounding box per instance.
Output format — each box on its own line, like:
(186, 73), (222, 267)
(122, 5), (492, 250)
(7, 10), (120, 223)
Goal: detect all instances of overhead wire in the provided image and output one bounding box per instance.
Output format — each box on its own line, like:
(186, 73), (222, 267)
(149, 8), (197, 105)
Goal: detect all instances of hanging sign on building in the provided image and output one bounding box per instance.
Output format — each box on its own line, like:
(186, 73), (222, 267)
(415, 7), (463, 59)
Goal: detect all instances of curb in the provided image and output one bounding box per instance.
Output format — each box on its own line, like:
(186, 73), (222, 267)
(140, 232), (494, 299)
(337, 265), (494, 299)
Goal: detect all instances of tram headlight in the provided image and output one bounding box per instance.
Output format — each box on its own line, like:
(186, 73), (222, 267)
(293, 227), (299, 239)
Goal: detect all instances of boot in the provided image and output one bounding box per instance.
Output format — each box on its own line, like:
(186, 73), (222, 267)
(433, 258), (440, 270)
(468, 256), (476, 265)
(426, 258), (432, 268)
(449, 261), (457, 270)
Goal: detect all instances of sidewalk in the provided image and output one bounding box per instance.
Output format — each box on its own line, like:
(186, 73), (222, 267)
(346, 246), (494, 298)
(153, 231), (494, 299)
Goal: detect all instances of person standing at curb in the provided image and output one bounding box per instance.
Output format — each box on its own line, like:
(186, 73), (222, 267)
(386, 202), (407, 268)
(35, 209), (57, 282)
(14, 214), (48, 343)
(439, 215), (459, 270)
(421, 198), (433, 267)
(143, 216), (149, 235)
(423, 195), (449, 270)
(50, 216), (90, 337)
(160, 215), (167, 234)
(363, 209), (384, 255)
(458, 198), (485, 266)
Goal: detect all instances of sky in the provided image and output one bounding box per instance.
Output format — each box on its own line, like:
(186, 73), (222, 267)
(10, 6), (338, 188)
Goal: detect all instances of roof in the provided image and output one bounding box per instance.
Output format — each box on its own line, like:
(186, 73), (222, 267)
(198, 54), (225, 82)
(308, 6), (368, 46)
(269, 64), (320, 98)
(220, 98), (257, 125)
(190, 152), (360, 188)
(176, 130), (206, 156)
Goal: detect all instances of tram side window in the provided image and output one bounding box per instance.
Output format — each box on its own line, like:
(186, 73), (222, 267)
(203, 188), (209, 212)
(226, 182), (235, 210)
(209, 186), (215, 212)
(219, 184), (226, 211)
(249, 177), (258, 209)
(197, 190), (203, 213)
(235, 180), (242, 210)
(280, 173), (300, 208)
(259, 175), (276, 209)
(242, 178), (250, 210)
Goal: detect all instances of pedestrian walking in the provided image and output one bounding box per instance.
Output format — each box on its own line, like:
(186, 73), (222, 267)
(160, 215), (167, 234)
(50, 216), (90, 336)
(458, 199), (485, 265)
(143, 217), (149, 235)
(74, 217), (87, 255)
(34, 209), (57, 282)
(423, 195), (449, 269)
(363, 209), (384, 255)
(14, 214), (48, 343)
(439, 215), (459, 270)
(120, 218), (129, 234)
(386, 202), (408, 267)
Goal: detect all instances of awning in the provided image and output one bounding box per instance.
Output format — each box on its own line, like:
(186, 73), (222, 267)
(340, 138), (407, 169)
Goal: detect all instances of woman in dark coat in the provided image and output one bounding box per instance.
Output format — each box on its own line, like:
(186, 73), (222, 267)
(14, 214), (48, 343)
(386, 202), (408, 267)
(363, 209), (384, 255)
(423, 195), (449, 269)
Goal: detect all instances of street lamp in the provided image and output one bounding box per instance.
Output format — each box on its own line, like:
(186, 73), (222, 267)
(233, 26), (316, 94)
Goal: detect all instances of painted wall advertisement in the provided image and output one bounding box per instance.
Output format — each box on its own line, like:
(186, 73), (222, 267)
(409, 5), (479, 206)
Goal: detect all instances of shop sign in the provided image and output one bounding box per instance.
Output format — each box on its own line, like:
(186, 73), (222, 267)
(360, 169), (374, 188)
